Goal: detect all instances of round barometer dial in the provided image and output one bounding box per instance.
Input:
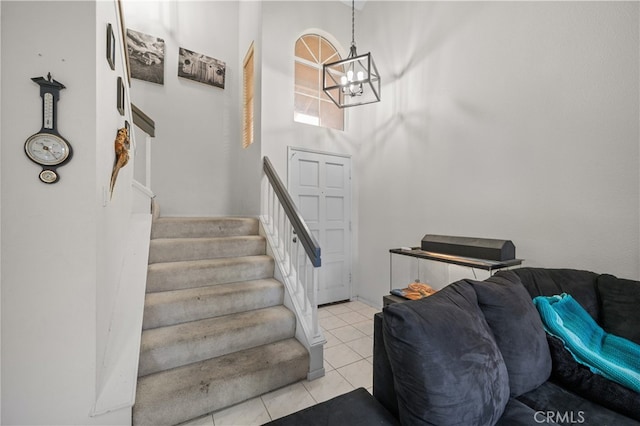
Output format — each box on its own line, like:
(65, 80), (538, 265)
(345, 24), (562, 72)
(24, 133), (70, 166)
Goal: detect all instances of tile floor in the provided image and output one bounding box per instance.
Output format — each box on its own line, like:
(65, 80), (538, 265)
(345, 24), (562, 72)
(180, 300), (381, 426)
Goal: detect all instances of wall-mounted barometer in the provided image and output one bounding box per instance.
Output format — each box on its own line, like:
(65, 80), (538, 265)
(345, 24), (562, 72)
(24, 73), (73, 184)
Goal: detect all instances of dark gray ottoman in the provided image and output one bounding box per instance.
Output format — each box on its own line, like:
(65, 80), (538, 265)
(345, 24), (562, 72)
(263, 387), (398, 426)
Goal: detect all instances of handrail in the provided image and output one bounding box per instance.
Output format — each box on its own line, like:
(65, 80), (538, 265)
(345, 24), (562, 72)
(132, 103), (155, 137)
(263, 156), (321, 267)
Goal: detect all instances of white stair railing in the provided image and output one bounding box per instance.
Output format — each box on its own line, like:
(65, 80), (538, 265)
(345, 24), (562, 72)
(261, 156), (325, 380)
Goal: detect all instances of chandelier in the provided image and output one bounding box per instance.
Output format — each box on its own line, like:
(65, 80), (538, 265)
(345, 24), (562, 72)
(323, 0), (380, 108)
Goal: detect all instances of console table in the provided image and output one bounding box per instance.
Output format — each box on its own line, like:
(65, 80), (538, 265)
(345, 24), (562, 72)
(388, 247), (523, 304)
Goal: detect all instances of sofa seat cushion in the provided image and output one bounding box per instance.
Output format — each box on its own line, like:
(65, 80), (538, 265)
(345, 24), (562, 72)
(496, 399), (558, 426)
(547, 334), (640, 421)
(469, 272), (551, 397)
(383, 279), (510, 426)
(517, 381), (640, 426)
(597, 274), (640, 345)
(503, 268), (600, 320)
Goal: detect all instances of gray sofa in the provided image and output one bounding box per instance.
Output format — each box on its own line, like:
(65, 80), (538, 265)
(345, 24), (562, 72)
(374, 267), (640, 425)
(267, 267), (640, 425)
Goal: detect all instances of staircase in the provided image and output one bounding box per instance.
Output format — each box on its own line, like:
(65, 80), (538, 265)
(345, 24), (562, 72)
(133, 216), (309, 426)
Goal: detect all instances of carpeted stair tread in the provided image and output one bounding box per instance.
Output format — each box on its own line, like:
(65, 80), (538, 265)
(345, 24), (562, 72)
(142, 278), (284, 330)
(148, 235), (266, 264)
(133, 338), (309, 426)
(146, 255), (274, 293)
(151, 217), (258, 239)
(138, 305), (296, 377)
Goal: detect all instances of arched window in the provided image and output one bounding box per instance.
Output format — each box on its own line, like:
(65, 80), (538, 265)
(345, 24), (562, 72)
(294, 34), (344, 131)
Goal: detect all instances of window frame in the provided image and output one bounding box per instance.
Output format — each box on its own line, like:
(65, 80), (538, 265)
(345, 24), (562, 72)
(294, 34), (344, 131)
(242, 42), (255, 148)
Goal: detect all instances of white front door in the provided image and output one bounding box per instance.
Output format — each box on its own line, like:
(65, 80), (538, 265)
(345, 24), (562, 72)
(288, 148), (352, 305)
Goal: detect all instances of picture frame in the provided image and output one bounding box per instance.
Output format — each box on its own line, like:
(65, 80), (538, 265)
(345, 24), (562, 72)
(106, 23), (116, 70)
(127, 29), (165, 85)
(178, 47), (226, 89)
(117, 76), (125, 115)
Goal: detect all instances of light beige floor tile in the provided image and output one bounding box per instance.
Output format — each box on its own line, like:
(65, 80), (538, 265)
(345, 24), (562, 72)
(323, 329), (341, 348)
(353, 305), (381, 319)
(365, 355), (373, 365)
(177, 414), (214, 426)
(261, 382), (316, 420)
(346, 335), (373, 358)
(324, 358), (335, 372)
(317, 308), (334, 319)
(303, 370), (355, 403)
(353, 319), (374, 336)
(367, 387), (373, 395)
(336, 310), (369, 325)
(212, 397), (271, 426)
(342, 300), (373, 311)
(331, 325), (367, 343)
(324, 343), (362, 369)
(319, 315), (348, 330)
(323, 303), (352, 315)
(337, 359), (373, 389)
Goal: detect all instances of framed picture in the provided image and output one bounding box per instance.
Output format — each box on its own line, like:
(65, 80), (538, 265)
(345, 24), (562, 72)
(117, 76), (125, 115)
(106, 23), (116, 70)
(178, 47), (226, 89)
(126, 29), (165, 85)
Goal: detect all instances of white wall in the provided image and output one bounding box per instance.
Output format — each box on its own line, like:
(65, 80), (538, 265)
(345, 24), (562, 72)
(260, 1), (365, 294)
(123, 1), (639, 313)
(232, 0), (263, 216)
(353, 1), (640, 306)
(2, 2), (98, 423)
(1, 1), (136, 424)
(0, 2), (3, 420)
(125, 1), (241, 217)
(94, 0), (140, 420)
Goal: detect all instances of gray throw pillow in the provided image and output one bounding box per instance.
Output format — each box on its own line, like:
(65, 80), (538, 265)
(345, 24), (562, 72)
(383, 280), (510, 426)
(597, 274), (640, 345)
(469, 273), (552, 397)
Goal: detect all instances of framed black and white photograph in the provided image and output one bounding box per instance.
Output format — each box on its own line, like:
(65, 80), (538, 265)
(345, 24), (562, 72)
(117, 76), (125, 115)
(126, 28), (165, 85)
(178, 47), (226, 89)
(106, 23), (116, 70)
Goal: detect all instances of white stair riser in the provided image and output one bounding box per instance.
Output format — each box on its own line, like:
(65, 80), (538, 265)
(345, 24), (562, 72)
(142, 279), (284, 330)
(138, 307), (296, 377)
(148, 236), (266, 264)
(146, 256), (274, 293)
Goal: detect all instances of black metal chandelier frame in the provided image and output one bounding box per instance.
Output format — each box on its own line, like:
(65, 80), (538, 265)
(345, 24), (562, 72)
(322, 0), (380, 108)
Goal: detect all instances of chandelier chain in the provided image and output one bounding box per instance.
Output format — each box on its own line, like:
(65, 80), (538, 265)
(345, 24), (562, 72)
(351, 0), (355, 47)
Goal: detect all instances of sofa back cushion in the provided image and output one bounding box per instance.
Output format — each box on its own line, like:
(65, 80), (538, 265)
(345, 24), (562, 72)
(504, 268), (600, 320)
(469, 272), (552, 397)
(382, 280), (510, 426)
(597, 274), (640, 345)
